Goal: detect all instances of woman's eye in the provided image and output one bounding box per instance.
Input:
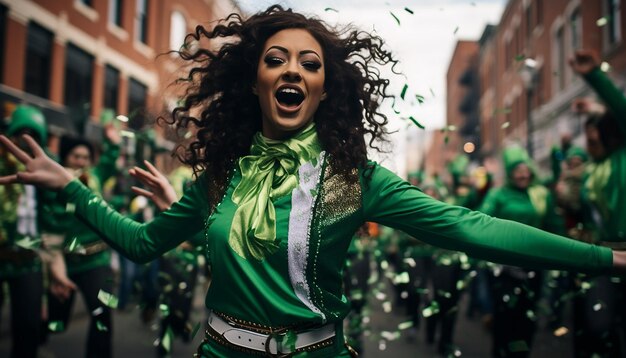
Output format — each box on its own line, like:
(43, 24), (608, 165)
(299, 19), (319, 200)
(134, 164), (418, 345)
(264, 56), (284, 65)
(302, 61), (321, 70)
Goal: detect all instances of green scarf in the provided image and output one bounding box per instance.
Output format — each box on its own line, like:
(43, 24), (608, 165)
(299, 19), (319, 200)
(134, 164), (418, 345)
(229, 123), (322, 260)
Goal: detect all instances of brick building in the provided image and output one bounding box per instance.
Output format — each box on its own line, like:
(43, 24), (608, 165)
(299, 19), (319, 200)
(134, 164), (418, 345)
(424, 40), (480, 178)
(0, 0), (237, 166)
(431, 0), (626, 184)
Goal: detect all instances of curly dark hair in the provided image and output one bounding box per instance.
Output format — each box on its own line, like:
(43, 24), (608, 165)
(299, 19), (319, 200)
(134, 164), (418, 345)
(168, 5), (397, 198)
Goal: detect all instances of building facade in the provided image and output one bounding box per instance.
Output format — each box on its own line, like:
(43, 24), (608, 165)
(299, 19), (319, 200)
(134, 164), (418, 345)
(431, 0), (626, 184)
(0, 0), (237, 167)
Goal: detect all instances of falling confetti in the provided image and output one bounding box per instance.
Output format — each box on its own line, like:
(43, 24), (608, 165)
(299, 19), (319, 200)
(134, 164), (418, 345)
(404, 7), (414, 14)
(48, 321), (65, 332)
(96, 320), (109, 331)
(454, 26), (459, 35)
(390, 11), (401, 25)
(324, 7), (338, 12)
(398, 321), (414, 330)
(600, 61), (611, 72)
(596, 17), (608, 27)
(400, 84), (408, 100)
(97, 290), (119, 309)
(501, 122), (510, 129)
(515, 54), (526, 62)
(415, 94), (425, 104)
(68, 237), (79, 252)
(408, 116), (425, 129)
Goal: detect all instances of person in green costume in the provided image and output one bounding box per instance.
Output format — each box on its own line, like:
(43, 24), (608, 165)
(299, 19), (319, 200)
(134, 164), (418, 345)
(0, 105), (51, 358)
(2, 7), (626, 357)
(44, 126), (121, 358)
(568, 49), (626, 357)
(478, 144), (565, 358)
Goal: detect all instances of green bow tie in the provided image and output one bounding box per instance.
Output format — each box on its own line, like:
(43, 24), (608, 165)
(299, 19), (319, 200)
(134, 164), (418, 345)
(229, 123), (321, 260)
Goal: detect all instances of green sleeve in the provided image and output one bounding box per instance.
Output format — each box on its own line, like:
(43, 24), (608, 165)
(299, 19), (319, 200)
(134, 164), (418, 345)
(362, 164), (612, 274)
(92, 140), (120, 184)
(59, 173), (209, 263)
(584, 67), (626, 134)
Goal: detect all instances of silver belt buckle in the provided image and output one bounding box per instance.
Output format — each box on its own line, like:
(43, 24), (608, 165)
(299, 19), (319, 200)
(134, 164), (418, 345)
(265, 327), (291, 357)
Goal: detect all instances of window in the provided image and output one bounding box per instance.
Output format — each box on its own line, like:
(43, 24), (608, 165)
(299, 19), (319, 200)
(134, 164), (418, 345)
(570, 7), (582, 50)
(555, 26), (566, 91)
(104, 65), (119, 112)
(65, 43), (94, 129)
(170, 11), (186, 52)
(526, 3), (533, 40)
(109, 0), (123, 27)
(128, 78), (147, 130)
(606, 0), (622, 46)
(135, 0), (148, 44)
(0, 4), (7, 84)
(25, 22), (53, 99)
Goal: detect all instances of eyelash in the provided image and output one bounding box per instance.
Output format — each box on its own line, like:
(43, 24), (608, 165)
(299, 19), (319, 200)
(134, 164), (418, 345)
(264, 57), (321, 71)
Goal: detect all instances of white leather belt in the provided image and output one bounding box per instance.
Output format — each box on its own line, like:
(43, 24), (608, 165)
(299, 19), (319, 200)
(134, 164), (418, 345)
(207, 311), (336, 355)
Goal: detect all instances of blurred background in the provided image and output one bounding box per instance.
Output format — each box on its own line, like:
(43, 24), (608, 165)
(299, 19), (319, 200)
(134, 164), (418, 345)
(0, 0), (624, 357)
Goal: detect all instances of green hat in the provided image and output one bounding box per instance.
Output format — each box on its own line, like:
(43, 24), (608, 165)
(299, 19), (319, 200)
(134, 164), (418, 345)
(502, 144), (532, 176)
(565, 146), (588, 162)
(7, 105), (47, 144)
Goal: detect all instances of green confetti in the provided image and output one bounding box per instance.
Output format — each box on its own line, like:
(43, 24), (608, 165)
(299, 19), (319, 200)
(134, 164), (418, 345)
(15, 236), (40, 250)
(515, 54), (526, 62)
(398, 321), (414, 330)
(68, 237), (79, 252)
(600, 61), (611, 72)
(422, 301), (440, 318)
(393, 272), (410, 284)
(596, 17), (609, 27)
(429, 88), (435, 97)
(404, 7), (414, 14)
(160, 303), (170, 316)
(501, 122), (510, 129)
(96, 320), (108, 331)
(400, 84), (408, 100)
(390, 11), (400, 25)
(162, 326), (173, 352)
(415, 94), (425, 104)
(408, 116), (425, 129)
(65, 202), (76, 213)
(97, 290), (119, 309)
(324, 7), (338, 13)
(453, 26), (459, 35)
(48, 321), (65, 332)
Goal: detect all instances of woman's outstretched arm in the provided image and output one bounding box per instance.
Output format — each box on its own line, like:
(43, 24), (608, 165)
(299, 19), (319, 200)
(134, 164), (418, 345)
(0, 134), (208, 263)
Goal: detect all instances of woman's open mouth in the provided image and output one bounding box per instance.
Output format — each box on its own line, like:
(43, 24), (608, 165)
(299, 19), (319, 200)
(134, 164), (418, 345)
(275, 86), (305, 113)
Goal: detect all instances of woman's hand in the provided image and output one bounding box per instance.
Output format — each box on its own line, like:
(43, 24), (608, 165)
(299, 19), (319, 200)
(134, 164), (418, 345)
(129, 160), (178, 211)
(0, 135), (73, 190)
(612, 250), (626, 276)
(48, 252), (77, 301)
(569, 49), (601, 76)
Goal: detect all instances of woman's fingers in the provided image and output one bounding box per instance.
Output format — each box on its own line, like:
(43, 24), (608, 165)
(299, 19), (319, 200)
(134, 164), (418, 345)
(22, 134), (46, 157)
(0, 135), (32, 164)
(0, 174), (19, 185)
(131, 186), (155, 198)
(143, 160), (164, 178)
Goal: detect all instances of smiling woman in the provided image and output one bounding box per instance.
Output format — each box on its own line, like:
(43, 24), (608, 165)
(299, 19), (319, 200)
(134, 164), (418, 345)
(1, 5), (626, 358)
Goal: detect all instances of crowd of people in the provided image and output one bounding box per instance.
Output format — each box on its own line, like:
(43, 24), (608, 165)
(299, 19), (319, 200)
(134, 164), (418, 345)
(0, 5), (625, 358)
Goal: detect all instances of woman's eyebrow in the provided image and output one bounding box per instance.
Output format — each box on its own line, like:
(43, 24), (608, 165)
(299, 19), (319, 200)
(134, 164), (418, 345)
(266, 46), (321, 59)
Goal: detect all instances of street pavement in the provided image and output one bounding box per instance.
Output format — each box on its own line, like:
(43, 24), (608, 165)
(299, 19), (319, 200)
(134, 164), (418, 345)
(0, 277), (573, 357)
